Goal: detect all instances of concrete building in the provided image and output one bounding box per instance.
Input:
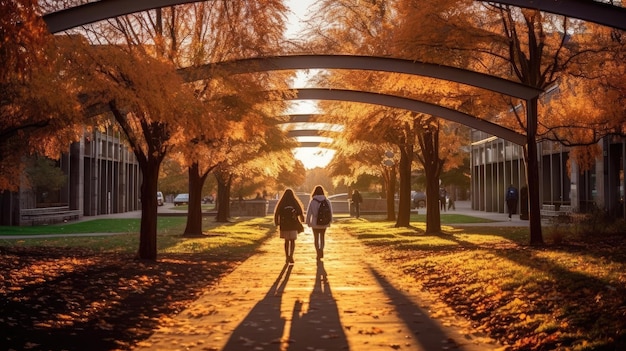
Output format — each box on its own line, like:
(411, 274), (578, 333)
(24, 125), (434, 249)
(470, 130), (625, 220)
(0, 127), (141, 226)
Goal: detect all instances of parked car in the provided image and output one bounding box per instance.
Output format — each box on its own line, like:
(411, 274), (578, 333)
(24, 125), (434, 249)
(156, 191), (164, 206)
(411, 191), (426, 209)
(173, 193), (189, 206)
(202, 195), (214, 204)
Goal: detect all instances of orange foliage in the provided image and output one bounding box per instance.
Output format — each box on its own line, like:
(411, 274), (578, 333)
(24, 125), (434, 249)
(0, 8), (85, 191)
(568, 144), (602, 174)
(0, 0), (48, 82)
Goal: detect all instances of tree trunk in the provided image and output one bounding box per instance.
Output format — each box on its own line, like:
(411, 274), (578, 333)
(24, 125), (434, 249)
(419, 123), (443, 234)
(215, 171), (231, 222)
(137, 158), (160, 260)
(183, 162), (208, 236)
(395, 146), (413, 228)
(109, 102), (167, 262)
(526, 97), (544, 245)
(383, 164), (397, 221)
(425, 174), (441, 234)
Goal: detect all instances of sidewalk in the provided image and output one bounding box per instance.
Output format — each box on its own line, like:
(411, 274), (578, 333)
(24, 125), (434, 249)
(133, 226), (502, 351)
(437, 200), (530, 227)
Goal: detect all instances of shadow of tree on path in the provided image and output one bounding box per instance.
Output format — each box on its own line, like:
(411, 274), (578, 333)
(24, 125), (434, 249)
(222, 264), (293, 351)
(368, 264), (492, 350)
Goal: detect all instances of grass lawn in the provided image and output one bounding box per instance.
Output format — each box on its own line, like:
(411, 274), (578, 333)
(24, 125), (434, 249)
(0, 217), (185, 236)
(338, 216), (626, 350)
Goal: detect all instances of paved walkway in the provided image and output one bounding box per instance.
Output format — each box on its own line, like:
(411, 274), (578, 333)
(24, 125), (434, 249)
(133, 223), (503, 351)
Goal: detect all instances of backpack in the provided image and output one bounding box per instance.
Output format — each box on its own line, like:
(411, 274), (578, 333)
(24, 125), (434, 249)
(281, 205), (298, 224)
(315, 199), (331, 225)
(507, 187), (518, 200)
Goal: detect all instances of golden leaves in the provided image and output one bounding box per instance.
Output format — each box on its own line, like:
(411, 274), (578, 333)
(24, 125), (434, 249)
(0, 245), (240, 350)
(377, 236), (626, 350)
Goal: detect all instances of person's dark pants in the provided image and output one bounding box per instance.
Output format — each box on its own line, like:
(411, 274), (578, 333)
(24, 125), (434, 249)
(313, 228), (326, 259)
(448, 200), (455, 210)
(507, 199), (518, 218)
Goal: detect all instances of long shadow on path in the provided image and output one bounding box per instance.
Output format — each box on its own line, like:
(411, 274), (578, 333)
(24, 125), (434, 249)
(221, 264), (293, 351)
(368, 264), (497, 350)
(289, 260), (349, 350)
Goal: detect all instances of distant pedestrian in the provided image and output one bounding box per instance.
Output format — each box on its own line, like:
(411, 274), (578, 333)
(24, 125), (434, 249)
(306, 185), (333, 261)
(505, 184), (519, 220)
(351, 189), (363, 218)
(274, 188), (304, 264)
(439, 187), (447, 212)
(447, 188), (456, 210)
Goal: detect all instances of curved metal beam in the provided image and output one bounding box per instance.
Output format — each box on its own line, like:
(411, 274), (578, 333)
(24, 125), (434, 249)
(285, 114), (315, 123)
(286, 129), (336, 138)
(288, 89), (526, 145)
(298, 141), (324, 148)
(488, 0), (626, 31)
(180, 55), (542, 100)
(43, 0), (626, 34)
(43, 0), (199, 33)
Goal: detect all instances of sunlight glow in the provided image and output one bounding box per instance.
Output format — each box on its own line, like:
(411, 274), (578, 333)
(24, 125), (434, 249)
(293, 147), (336, 169)
(286, 0), (336, 170)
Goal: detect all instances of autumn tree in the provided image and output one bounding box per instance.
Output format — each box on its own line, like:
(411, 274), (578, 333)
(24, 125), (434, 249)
(211, 122), (300, 223)
(71, 42), (202, 260)
(303, 0), (420, 225)
(327, 136), (398, 220)
(0, 1), (84, 192)
(42, 1), (291, 252)
(302, 0), (476, 232)
(395, 0), (626, 242)
(102, 2), (290, 235)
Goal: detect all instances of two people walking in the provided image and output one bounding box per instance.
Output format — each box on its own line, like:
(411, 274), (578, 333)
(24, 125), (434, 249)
(274, 185), (333, 264)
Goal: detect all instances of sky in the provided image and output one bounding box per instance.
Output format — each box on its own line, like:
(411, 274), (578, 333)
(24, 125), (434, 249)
(284, 0), (337, 170)
(285, 0), (316, 38)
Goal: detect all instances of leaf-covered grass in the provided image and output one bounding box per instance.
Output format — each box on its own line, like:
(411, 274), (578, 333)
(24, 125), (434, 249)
(339, 218), (626, 351)
(0, 216), (276, 351)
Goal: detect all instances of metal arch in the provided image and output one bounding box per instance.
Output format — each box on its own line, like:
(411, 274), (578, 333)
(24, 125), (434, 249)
(43, 0), (199, 33)
(299, 142), (325, 148)
(285, 117), (341, 148)
(487, 0), (626, 32)
(180, 55), (542, 100)
(286, 130), (336, 138)
(286, 114), (315, 123)
(43, 0), (626, 34)
(286, 89), (526, 145)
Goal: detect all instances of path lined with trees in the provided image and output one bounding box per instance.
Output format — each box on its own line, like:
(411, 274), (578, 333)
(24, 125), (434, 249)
(2, 1), (624, 262)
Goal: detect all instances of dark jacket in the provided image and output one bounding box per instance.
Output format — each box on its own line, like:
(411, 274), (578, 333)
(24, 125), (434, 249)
(274, 204), (304, 231)
(506, 186), (519, 201)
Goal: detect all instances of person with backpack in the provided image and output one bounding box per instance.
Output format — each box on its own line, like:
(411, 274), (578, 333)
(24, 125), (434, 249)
(274, 188), (305, 264)
(305, 185), (333, 261)
(505, 184), (519, 221)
